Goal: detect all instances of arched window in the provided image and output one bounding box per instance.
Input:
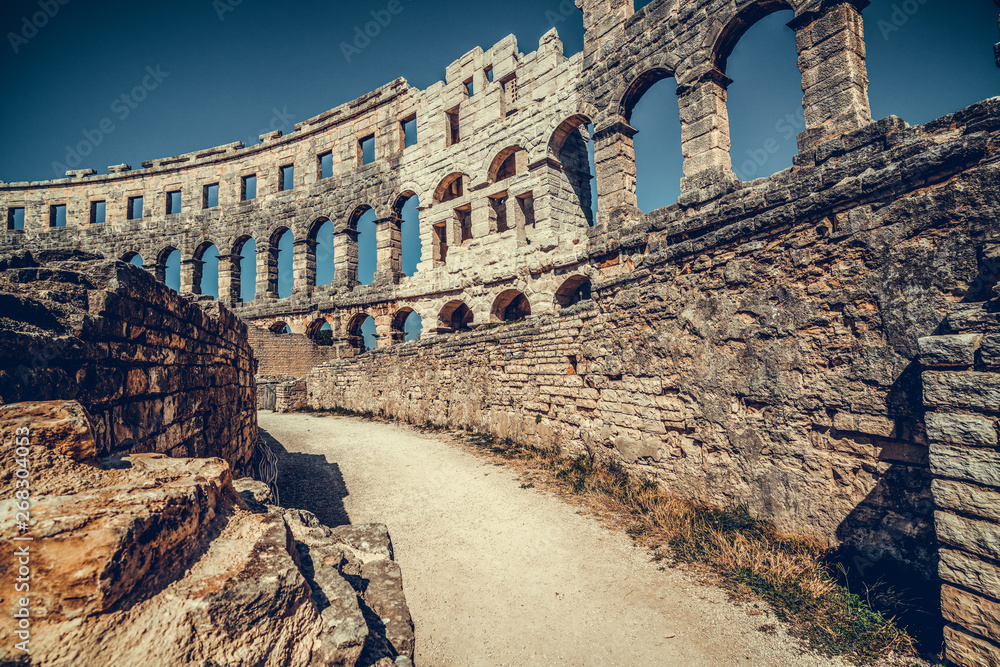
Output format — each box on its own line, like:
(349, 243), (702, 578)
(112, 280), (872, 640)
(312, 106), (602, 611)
(555, 275), (592, 307)
(392, 308), (423, 343)
(347, 313), (376, 351)
(718, 4), (802, 181)
(194, 242), (221, 299)
(235, 236), (256, 302)
(433, 173), (467, 204)
(437, 300), (473, 333)
(349, 206), (378, 286)
(623, 69), (683, 211)
(269, 321), (291, 335)
(548, 115), (597, 226)
(269, 228), (294, 298)
(309, 217), (335, 287)
(394, 192), (421, 277)
(307, 318), (333, 346)
(491, 290), (531, 323)
(156, 247), (180, 292)
(488, 146), (526, 184)
(121, 252), (144, 268)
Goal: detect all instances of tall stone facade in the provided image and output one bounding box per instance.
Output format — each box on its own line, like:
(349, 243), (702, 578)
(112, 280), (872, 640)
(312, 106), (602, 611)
(2, 1), (999, 663)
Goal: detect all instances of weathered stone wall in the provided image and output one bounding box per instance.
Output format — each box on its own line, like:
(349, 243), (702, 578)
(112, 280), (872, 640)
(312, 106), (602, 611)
(306, 100), (1000, 576)
(0, 250), (257, 471)
(921, 300), (1000, 666)
(246, 326), (342, 378)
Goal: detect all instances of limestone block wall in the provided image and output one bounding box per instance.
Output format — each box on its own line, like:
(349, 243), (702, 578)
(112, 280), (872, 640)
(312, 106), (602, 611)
(305, 99), (1000, 576)
(246, 326), (343, 378)
(921, 302), (1000, 667)
(0, 250), (257, 472)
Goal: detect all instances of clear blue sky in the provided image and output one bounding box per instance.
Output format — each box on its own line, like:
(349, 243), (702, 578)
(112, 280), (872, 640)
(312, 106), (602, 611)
(2, 0), (997, 345)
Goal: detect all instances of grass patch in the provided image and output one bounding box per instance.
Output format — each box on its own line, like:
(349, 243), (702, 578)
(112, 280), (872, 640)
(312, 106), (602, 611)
(295, 405), (376, 420)
(457, 433), (919, 666)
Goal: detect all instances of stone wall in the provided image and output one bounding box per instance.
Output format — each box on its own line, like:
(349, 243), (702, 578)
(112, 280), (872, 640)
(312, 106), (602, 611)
(247, 325), (343, 378)
(921, 300), (1000, 667)
(306, 99), (1000, 576)
(0, 250), (257, 472)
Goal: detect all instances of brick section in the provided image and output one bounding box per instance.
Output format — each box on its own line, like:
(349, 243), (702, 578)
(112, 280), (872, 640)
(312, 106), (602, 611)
(922, 309), (1000, 667)
(0, 250), (257, 472)
(247, 326), (341, 378)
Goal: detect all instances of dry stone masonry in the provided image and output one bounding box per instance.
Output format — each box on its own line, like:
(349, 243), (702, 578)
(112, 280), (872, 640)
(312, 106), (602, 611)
(3, 1), (1000, 664)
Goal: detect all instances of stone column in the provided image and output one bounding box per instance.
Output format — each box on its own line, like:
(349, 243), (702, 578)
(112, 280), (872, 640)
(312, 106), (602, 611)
(374, 217), (402, 285)
(677, 70), (736, 193)
(790, 0), (872, 152)
(334, 228), (359, 287)
(180, 258), (203, 295)
(592, 119), (640, 225)
(217, 253), (242, 304)
(920, 332), (1000, 666)
(255, 244), (270, 300)
(292, 238), (315, 296)
(374, 312), (393, 350)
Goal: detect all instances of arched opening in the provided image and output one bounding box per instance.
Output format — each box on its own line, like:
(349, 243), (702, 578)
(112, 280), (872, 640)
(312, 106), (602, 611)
(624, 69), (683, 212)
(394, 192), (421, 277)
(349, 206), (377, 286)
(156, 247), (180, 292)
(437, 300), (473, 333)
(121, 252), (144, 268)
(194, 242), (221, 299)
(548, 115), (597, 227)
(717, 3), (802, 182)
(307, 318), (333, 346)
(270, 227), (294, 298)
(235, 236), (257, 302)
(555, 275), (592, 307)
(309, 217), (335, 287)
(491, 289), (531, 323)
(391, 308), (423, 343)
(433, 173), (467, 204)
(269, 321), (291, 335)
(488, 146), (526, 184)
(347, 313), (376, 352)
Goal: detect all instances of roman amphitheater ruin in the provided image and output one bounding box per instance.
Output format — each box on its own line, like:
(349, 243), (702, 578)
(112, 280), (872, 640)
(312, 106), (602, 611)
(2, 0), (1000, 664)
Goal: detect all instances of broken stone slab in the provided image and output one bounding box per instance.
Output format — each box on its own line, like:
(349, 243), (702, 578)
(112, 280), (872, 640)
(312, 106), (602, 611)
(925, 412), (998, 448)
(0, 400), (97, 477)
(234, 477), (275, 508)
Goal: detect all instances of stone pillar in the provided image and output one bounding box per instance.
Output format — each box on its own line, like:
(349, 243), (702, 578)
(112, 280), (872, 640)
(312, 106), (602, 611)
(374, 217), (402, 285)
(255, 244), (270, 300)
(374, 312), (393, 350)
(180, 259), (203, 295)
(217, 253), (242, 304)
(334, 228), (359, 287)
(592, 119), (640, 225)
(920, 331), (1000, 666)
(677, 70), (736, 193)
(292, 238), (315, 296)
(790, 0), (873, 151)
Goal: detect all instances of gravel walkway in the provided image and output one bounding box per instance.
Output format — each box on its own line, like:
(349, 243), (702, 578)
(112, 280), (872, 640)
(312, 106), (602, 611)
(259, 412), (847, 667)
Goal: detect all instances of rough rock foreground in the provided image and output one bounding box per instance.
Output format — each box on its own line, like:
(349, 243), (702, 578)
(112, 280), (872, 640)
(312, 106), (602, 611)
(0, 400), (414, 667)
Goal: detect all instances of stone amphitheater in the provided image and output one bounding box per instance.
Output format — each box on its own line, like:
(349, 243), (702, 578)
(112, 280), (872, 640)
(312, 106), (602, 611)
(2, 0), (1000, 665)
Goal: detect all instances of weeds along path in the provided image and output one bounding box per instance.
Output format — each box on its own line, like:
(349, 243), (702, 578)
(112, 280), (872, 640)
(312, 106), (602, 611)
(259, 412), (848, 667)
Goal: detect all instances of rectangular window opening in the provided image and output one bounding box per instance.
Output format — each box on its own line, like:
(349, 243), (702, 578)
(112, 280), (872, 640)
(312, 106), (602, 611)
(360, 135), (376, 165)
(464, 78), (474, 97)
(8, 207), (25, 230)
(456, 205), (472, 243)
(241, 174), (257, 201)
(502, 76), (518, 119)
(90, 200), (106, 224)
(446, 108), (461, 146)
(279, 165), (294, 192)
(203, 183), (219, 209)
(485, 66), (494, 83)
(166, 190), (182, 215)
(49, 204), (67, 228)
(318, 151), (333, 179)
(490, 195), (508, 233)
(128, 196), (143, 220)
(401, 116), (417, 149)
(518, 193), (535, 228)
(434, 222), (448, 265)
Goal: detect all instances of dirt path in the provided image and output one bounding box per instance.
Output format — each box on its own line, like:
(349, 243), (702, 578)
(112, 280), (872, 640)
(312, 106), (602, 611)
(259, 412), (847, 667)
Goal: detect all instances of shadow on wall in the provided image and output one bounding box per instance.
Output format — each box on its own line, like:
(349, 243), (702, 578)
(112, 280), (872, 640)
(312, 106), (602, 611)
(261, 429), (351, 527)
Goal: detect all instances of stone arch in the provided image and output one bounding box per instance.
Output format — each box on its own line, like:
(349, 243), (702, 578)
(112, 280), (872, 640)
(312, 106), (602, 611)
(437, 300), (473, 333)
(487, 145), (527, 184)
(347, 205), (378, 286)
(547, 114), (595, 160)
(232, 234), (256, 302)
(155, 245), (179, 286)
(307, 216), (334, 288)
(618, 67), (676, 122)
(433, 172), (470, 204)
(391, 307), (422, 343)
(120, 251), (143, 267)
(547, 114), (598, 227)
(346, 311), (374, 351)
(491, 289), (531, 323)
(306, 316), (333, 346)
(192, 240), (220, 297)
(393, 190), (422, 277)
(709, 0), (795, 74)
(555, 274), (593, 307)
(269, 321), (291, 335)
(268, 226), (293, 298)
